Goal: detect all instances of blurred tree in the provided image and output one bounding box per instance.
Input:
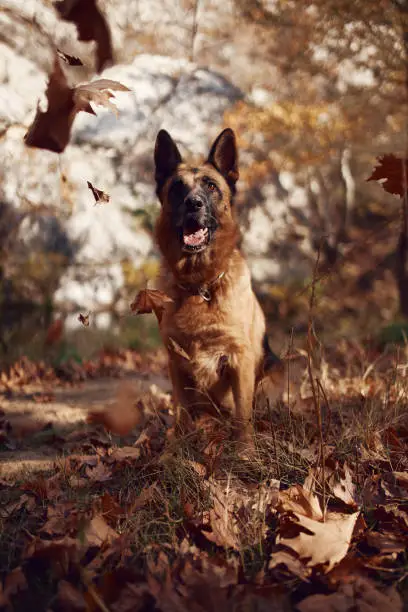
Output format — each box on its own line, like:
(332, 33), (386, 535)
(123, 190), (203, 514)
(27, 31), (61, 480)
(227, 0), (407, 313)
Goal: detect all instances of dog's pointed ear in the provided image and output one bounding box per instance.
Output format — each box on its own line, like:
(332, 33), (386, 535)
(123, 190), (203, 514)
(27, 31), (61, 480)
(154, 130), (182, 197)
(207, 128), (239, 193)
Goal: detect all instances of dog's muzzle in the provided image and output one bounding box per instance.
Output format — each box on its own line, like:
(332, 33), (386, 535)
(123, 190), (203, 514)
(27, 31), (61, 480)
(181, 194), (212, 253)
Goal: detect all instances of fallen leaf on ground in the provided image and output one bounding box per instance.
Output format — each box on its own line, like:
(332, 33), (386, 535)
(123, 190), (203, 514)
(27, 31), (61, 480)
(83, 514), (118, 547)
(130, 289), (173, 324)
(55, 0), (113, 72)
(56, 580), (87, 611)
(277, 484), (359, 571)
(203, 478), (279, 549)
(109, 446), (141, 462)
(304, 460), (358, 508)
(296, 577), (403, 612)
(128, 482), (157, 512)
(85, 462), (112, 482)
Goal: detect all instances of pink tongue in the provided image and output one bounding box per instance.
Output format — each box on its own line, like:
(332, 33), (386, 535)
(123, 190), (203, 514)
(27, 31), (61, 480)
(183, 228), (206, 246)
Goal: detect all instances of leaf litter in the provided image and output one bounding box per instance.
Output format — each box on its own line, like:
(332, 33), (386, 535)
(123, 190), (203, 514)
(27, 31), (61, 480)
(0, 343), (408, 610)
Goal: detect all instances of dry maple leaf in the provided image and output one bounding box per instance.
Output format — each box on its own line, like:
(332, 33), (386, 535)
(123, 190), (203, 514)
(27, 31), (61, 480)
(57, 49), (83, 66)
(87, 181), (110, 204)
(296, 577), (403, 612)
(75, 78), (129, 116)
(87, 383), (143, 435)
(367, 154), (408, 197)
(55, 580), (87, 611)
(83, 514), (118, 547)
(109, 446), (141, 462)
(78, 312), (90, 326)
(55, 0), (113, 72)
(25, 56), (129, 153)
(203, 478), (279, 550)
(277, 484), (359, 572)
(85, 462), (112, 482)
(130, 289), (173, 324)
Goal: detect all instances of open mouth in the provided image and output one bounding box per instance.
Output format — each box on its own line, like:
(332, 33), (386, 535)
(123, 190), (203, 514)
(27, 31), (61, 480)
(182, 224), (210, 253)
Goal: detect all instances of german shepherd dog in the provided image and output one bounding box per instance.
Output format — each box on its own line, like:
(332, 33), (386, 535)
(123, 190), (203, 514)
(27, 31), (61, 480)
(154, 128), (278, 442)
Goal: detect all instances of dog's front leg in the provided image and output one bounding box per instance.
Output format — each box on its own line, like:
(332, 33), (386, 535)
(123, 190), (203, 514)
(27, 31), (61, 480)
(168, 360), (192, 435)
(230, 352), (255, 442)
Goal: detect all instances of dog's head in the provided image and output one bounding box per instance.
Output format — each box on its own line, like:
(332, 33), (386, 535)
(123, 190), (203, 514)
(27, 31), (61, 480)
(154, 128), (240, 281)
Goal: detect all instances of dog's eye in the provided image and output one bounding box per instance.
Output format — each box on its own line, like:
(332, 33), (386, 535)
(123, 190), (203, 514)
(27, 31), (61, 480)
(207, 181), (217, 192)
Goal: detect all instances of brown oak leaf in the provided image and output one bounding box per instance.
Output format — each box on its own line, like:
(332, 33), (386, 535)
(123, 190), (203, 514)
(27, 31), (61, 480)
(57, 49), (83, 66)
(130, 289), (173, 324)
(78, 312), (90, 326)
(87, 181), (110, 204)
(367, 154), (408, 197)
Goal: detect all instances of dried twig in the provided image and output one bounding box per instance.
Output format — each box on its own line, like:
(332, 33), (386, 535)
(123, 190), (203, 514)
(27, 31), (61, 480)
(306, 246), (326, 520)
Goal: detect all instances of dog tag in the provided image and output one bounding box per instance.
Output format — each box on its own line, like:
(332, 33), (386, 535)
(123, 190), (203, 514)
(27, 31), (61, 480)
(198, 287), (211, 301)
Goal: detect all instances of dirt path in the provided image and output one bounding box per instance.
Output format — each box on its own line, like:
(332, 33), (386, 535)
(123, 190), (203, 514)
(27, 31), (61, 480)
(0, 373), (171, 478)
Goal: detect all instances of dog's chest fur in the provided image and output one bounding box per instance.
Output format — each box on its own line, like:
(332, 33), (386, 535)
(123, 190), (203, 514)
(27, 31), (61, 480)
(159, 252), (265, 393)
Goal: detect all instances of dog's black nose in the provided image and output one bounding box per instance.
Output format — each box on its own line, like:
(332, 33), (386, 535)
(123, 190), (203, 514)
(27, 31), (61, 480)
(186, 195), (205, 210)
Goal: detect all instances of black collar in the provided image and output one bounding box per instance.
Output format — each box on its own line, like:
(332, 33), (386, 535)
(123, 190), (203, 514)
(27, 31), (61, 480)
(176, 271), (225, 302)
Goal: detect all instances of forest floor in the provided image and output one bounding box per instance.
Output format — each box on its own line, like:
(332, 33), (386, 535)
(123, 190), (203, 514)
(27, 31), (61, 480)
(0, 345), (407, 612)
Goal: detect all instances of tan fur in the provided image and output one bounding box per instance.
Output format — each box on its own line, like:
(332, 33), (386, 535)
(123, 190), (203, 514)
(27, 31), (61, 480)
(154, 132), (267, 441)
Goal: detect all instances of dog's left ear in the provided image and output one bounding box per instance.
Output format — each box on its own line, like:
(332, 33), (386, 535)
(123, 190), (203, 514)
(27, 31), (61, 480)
(207, 128), (239, 193)
(154, 130), (183, 199)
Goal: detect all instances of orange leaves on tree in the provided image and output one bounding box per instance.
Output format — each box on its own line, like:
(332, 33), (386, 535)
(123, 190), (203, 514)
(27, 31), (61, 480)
(130, 289), (173, 324)
(55, 0), (113, 72)
(25, 57), (130, 153)
(367, 154), (408, 197)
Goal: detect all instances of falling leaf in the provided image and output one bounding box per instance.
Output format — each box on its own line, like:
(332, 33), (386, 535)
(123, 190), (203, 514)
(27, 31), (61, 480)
(75, 79), (130, 116)
(277, 484), (359, 571)
(57, 49), (83, 66)
(45, 317), (64, 346)
(55, 0), (113, 72)
(25, 57), (92, 153)
(130, 289), (173, 324)
(87, 181), (110, 204)
(88, 383), (143, 435)
(25, 56), (130, 153)
(168, 337), (190, 361)
(304, 460), (358, 508)
(367, 154), (408, 197)
(78, 312), (90, 326)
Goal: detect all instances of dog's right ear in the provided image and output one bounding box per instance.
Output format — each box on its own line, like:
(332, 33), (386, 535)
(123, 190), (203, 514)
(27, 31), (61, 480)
(154, 130), (182, 199)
